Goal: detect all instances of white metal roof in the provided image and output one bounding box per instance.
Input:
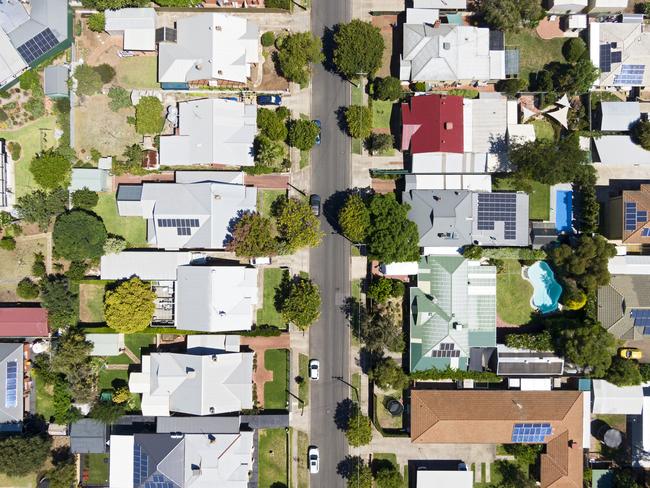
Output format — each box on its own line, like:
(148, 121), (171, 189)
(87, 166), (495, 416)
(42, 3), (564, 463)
(109, 435), (134, 488)
(592, 379), (643, 415)
(100, 251), (194, 281)
(600, 102), (641, 131)
(507, 124), (536, 144)
(416, 470), (473, 488)
(87, 333), (125, 357)
(105, 8), (156, 51)
(0, 28), (26, 87)
(406, 8), (439, 25)
(594, 135), (650, 165)
(380, 262), (419, 275)
(413, 0), (466, 7)
(608, 255), (650, 275)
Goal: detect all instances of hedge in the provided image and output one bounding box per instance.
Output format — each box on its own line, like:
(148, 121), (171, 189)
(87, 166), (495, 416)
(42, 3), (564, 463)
(410, 367), (502, 383)
(480, 248), (547, 260)
(504, 330), (554, 352)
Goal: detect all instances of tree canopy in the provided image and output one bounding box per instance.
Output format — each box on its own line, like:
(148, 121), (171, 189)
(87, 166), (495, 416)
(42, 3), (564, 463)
(50, 327), (96, 402)
(345, 402), (372, 447)
(53, 210), (107, 262)
(333, 20), (385, 79)
(481, 0), (545, 32)
(254, 136), (286, 171)
(367, 132), (394, 155)
(549, 58), (600, 95)
(72, 188), (99, 209)
(339, 193), (370, 243)
(373, 76), (402, 101)
(345, 105), (373, 139)
(555, 321), (617, 377)
(375, 466), (404, 488)
(346, 457), (373, 488)
(0, 435), (52, 477)
(287, 119), (320, 150)
(633, 120), (650, 150)
(40, 276), (78, 329)
(105, 277), (156, 333)
(135, 96), (164, 135)
(227, 212), (277, 258)
(87, 12), (105, 32)
(74, 64), (103, 96)
(276, 32), (323, 87)
(257, 108), (288, 141)
(563, 37), (586, 63)
(366, 193), (420, 263)
(605, 356), (642, 387)
(368, 357), (409, 391)
(30, 150), (71, 190)
(108, 86), (131, 112)
(359, 302), (405, 353)
(81, 0), (148, 9)
(278, 276), (321, 330)
(274, 196), (323, 252)
(15, 188), (68, 231)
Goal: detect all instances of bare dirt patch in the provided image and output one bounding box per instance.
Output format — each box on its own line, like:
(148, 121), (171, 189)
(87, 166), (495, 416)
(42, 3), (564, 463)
(257, 47), (290, 92)
(0, 235), (49, 302)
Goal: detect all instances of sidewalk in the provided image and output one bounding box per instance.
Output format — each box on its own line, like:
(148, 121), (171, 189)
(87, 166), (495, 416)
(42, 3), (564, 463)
(289, 325), (310, 488)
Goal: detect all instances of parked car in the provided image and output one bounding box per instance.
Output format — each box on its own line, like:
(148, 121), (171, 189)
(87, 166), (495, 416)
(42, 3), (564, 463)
(257, 94), (282, 106)
(314, 119), (321, 145)
(309, 359), (320, 380)
(310, 194), (321, 216)
(308, 446), (320, 474)
(620, 348), (643, 360)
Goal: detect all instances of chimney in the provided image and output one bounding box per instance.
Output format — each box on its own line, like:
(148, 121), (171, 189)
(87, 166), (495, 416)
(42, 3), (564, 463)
(444, 122), (454, 130)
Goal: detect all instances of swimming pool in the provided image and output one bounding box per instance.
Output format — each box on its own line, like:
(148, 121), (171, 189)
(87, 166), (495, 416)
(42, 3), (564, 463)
(526, 261), (562, 314)
(556, 190), (573, 233)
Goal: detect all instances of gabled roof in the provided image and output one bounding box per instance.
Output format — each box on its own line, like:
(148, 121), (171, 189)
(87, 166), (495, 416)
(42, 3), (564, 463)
(600, 102), (641, 131)
(0, 343), (23, 428)
(598, 274), (650, 340)
(592, 379), (643, 415)
(401, 94), (464, 154)
(0, 308), (48, 337)
(615, 185), (650, 244)
(496, 345), (564, 376)
(70, 168), (109, 192)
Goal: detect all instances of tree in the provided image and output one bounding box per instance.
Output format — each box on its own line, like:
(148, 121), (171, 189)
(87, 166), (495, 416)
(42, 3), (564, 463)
(563, 37), (586, 63)
(359, 302), (405, 352)
(53, 210), (107, 262)
(274, 197), (323, 252)
(553, 57), (599, 95)
(481, 0), (545, 32)
(52, 376), (81, 424)
(633, 120), (650, 150)
(339, 193), (370, 243)
(81, 0), (149, 9)
(104, 236), (127, 254)
(254, 136), (286, 171)
(505, 330), (554, 351)
(87, 12), (105, 32)
(72, 188), (99, 209)
(32, 252), (46, 278)
(135, 96), (164, 135)
(17, 278), (39, 300)
(74, 64), (103, 96)
(94, 64), (116, 84)
(287, 119), (320, 150)
(345, 105), (372, 139)
(490, 460), (535, 488)
(14, 188), (67, 231)
(105, 277), (156, 333)
(89, 401), (126, 424)
(108, 86), (131, 111)
(613, 469), (642, 488)
(345, 403), (372, 447)
(366, 277), (394, 303)
(276, 32), (323, 86)
(0, 237), (15, 250)
(261, 31), (275, 47)
(555, 321), (617, 377)
(113, 144), (147, 176)
(346, 457), (373, 488)
(227, 212), (278, 258)
(606, 356), (642, 387)
(257, 108), (288, 141)
(334, 20), (385, 79)
(367, 132), (394, 155)
(496, 78), (527, 97)
(45, 460), (77, 488)
(40, 276), (78, 329)
(561, 283), (587, 310)
(0, 435), (52, 477)
(0, 211), (13, 229)
(279, 276), (321, 330)
(30, 150), (71, 190)
(533, 70), (555, 92)
(503, 444), (543, 466)
(367, 193), (420, 263)
(369, 357), (409, 391)
(373, 76), (402, 101)
(66, 261), (88, 281)
(375, 466), (404, 488)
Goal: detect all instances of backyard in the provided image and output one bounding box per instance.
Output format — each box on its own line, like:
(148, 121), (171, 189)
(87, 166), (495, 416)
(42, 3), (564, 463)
(98, 368), (128, 390)
(257, 189), (286, 218)
(115, 56), (159, 89)
(493, 176), (550, 221)
(505, 30), (565, 85)
(79, 282), (106, 323)
(258, 428), (289, 488)
(257, 268), (285, 328)
(497, 260), (534, 326)
(530, 118), (556, 142)
(264, 348), (289, 410)
(0, 235), (49, 301)
(83, 453), (110, 486)
(93, 192), (147, 247)
(34, 370), (55, 421)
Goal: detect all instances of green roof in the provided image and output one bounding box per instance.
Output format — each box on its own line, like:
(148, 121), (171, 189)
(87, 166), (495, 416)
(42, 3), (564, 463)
(409, 256), (496, 371)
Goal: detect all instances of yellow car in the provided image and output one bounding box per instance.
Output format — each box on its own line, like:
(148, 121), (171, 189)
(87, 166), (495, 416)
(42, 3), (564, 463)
(620, 348), (643, 360)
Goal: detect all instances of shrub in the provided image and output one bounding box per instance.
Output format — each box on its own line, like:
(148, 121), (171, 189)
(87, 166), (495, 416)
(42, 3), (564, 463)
(24, 97), (45, 118)
(487, 258), (505, 274)
(7, 142), (21, 161)
(32, 252), (46, 278)
(53, 210), (107, 262)
(496, 78), (527, 96)
(462, 244), (483, 260)
(94, 63), (116, 84)
(261, 31), (275, 47)
(410, 367), (502, 382)
(112, 386), (131, 404)
(412, 81), (426, 92)
(563, 37), (586, 63)
(345, 105), (372, 139)
(87, 12), (105, 32)
(72, 188), (99, 209)
(504, 330), (554, 351)
(17, 278), (39, 299)
(0, 237), (16, 250)
(30, 150), (71, 190)
(562, 285), (587, 310)
(19, 70), (40, 91)
(135, 96), (164, 135)
(104, 236), (127, 254)
(108, 86), (131, 111)
(373, 76), (402, 101)
(74, 64), (103, 96)
(366, 132), (394, 155)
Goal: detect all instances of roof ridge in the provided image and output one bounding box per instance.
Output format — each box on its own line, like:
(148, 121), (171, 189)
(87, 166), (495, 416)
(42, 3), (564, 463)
(411, 396), (439, 442)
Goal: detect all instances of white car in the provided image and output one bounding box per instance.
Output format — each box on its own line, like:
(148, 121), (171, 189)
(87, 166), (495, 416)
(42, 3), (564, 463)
(308, 446), (320, 474)
(309, 359), (320, 380)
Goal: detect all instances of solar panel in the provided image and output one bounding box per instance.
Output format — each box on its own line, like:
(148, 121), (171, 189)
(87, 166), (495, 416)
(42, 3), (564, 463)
(600, 44), (612, 72)
(612, 51), (622, 63)
(16, 28), (59, 64)
(625, 202), (640, 231)
(477, 193), (518, 240)
(632, 309), (650, 327)
(614, 64), (646, 86)
(5, 361), (17, 408)
(133, 443), (149, 486)
(511, 423), (552, 443)
(643, 228), (650, 237)
(644, 326), (650, 335)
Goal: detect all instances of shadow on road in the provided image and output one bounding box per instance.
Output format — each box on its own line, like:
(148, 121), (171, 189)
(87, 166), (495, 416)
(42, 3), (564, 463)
(323, 188), (374, 232)
(334, 397), (354, 430)
(320, 26), (338, 74)
(336, 455), (365, 479)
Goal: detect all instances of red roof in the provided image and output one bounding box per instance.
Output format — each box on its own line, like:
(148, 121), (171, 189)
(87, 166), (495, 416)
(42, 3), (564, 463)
(0, 308), (49, 337)
(401, 94), (464, 154)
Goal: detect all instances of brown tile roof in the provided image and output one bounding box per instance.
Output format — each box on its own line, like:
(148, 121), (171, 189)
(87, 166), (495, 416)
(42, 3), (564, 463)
(621, 184), (650, 244)
(411, 390), (584, 488)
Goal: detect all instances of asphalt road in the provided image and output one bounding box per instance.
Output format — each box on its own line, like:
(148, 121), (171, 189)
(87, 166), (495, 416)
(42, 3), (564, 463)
(309, 1), (352, 487)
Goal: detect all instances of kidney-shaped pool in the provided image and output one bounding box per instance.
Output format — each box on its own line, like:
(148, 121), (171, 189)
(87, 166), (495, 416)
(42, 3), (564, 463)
(526, 261), (563, 314)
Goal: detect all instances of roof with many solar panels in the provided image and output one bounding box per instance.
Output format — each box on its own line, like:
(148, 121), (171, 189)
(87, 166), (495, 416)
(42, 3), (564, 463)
(0, 343), (23, 432)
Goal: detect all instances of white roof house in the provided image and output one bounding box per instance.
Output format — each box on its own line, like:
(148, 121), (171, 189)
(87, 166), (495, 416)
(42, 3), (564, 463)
(608, 255), (650, 275)
(413, 0), (466, 8)
(600, 101), (641, 131)
(104, 8), (156, 51)
(158, 13), (259, 85)
(100, 251), (195, 281)
(416, 470), (473, 488)
(175, 266), (259, 332)
(592, 379), (643, 415)
(400, 25), (505, 82)
(547, 0), (588, 14)
(129, 349), (253, 416)
(594, 135), (650, 165)
(159, 98), (257, 167)
(588, 0), (628, 13)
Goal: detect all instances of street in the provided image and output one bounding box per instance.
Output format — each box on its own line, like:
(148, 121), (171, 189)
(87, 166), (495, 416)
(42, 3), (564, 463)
(309, 0), (353, 487)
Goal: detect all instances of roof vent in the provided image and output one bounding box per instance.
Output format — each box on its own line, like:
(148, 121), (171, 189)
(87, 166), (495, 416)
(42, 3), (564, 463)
(209, 406), (215, 414)
(214, 194), (222, 200)
(195, 63), (202, 71)
(219, 311), (226, 317)
(217, 70), (223, 75)
(212, 354), (218, 362)
(443, 42), (451, 50)
(215, 25), (222, 31)
(444, 122), (454, 130)
(453, 322), (463, 330)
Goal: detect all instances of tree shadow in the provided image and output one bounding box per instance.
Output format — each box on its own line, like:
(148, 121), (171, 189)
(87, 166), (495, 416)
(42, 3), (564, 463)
(334, 398), (354, 431)
(320, 26), (338, 74)
(335, 105), (349, 135)
(337, 455), (365, 479)
(273, 269), (293, 313)
(51, 446), (73, 465)
(323, 187), (374, 232)
(371, 457), (396, 475)
(270, 483), (288, 488)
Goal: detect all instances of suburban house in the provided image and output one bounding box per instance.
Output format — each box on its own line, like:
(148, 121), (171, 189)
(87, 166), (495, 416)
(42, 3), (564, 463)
(0, 307), (49, 339)
(589, 22), (650, 89)
(415, 469), (473, 488)
(0, 0), (69, 88)
(130, 344), (253, 416)
(599, 101), (641, 131)
(402, 189), (530, 252)
(159, 98), (257, 167)
(409, 256), (496, 372)
(545, 0), (588, 14)
(109, 431), (254, 488)
(608, 254), (650, 274)
(116, 171), (257, 249)
(411, 389), (585, 488)
(104, 8), (157, 51)
(598, 273), (650, 340)
(0, 343), (23, 432)
(604, 185), (650, 246)
(158, 13), (259, 88)
(493, 345), (565, 377)
(43, 64), (68, 98)
(69, 419), (109, 454)
(400, 23), (506, 83)
(587, 0), (628, 13)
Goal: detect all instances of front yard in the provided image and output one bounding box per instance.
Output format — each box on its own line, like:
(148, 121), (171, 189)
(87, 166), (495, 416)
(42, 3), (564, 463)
(257, 268), (286, 329)
(506, 30), (565, 85)
(496, 260), (534, 326)
(257, 189), (286, 218)
(298, 353), (309, 406)
(372, 99), (393, 130)
(264, 348), (289, 410)
(93, 193), (147, 247)
(258, 428), (289, 488)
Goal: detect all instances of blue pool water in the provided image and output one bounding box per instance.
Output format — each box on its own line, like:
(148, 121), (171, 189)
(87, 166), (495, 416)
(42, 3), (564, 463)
(527, 261), (562, 314)
(556, 190), (573, 232)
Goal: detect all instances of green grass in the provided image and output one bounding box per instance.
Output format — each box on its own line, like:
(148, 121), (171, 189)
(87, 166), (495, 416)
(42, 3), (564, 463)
(116, 56), (159, 89)
(79, 283), (106, 323)
(125, 333), (155, 359)
(85, 453), (110, 485)
(595, 414), (627, 432)
(372, 100), (393, 129)
(296, 430), (309, 488)
(447, 88), (479, 98)
(257, 268), (286, 328)
(496, 260), (534, 326)
(300, 149), (310, 169)
(591, 91), (624, 109)
(493, 176), (550, 221)
(298, 353), (309, 406)
(352, 138), (362, 155)
(264, 349), (289, 410)
(506, 30), (566, 85)
(351, 82), (364, 106)
(94, 192), (147, 247)
(258, 189), (285, 218)
(98, 368), (129, 390)
(258, 428), (288, 488)
(34, 371), (55, 421)
(0, 115), (57, 197)
(0, 472), (38, 488)
(530, 119), (555, 142)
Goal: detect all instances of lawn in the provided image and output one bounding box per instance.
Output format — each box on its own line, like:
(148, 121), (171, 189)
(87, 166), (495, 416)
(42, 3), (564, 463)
(257, 189), (286, 218)
(0, 115), (57, 197)
(530, 119), (555, 142)
(116, 56), (159, 89)
(258, 428), (288, 488)
(352, 82), (364, 106)
(125, 333), (155, 359)
(0, 472), (38, 488)
(0, 236), (48, 302)
(98, 368), (128, 390)
(298, 353), (309, 406)
(300, 149), (310, 169)
(505, 30), (565, 85)
(264, 348), (289, 410)
(595, 414), (627, 432)
(352, 137), (362, 155)
(376, 393), (403, 429)
(34, 371), (55, 421)
(493, 176), (550, 221)
(372, 99), (393, 130)
(85, 453), (110, 485)
(296, 430), (309, 488)
(79, 283), (106, 323)
(94, 192), (147, 247)
(257, 268), (286, 328)
(497, 260), (534, 326)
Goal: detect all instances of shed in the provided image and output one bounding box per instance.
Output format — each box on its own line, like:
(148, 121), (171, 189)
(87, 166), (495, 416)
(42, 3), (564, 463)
(69, 168), (110, 192)
(104, 8), (156, 51)
(600, 102), (641, 131)
(592, 379), (643, 414)
(43, 65), (68, 98)
(87, 333), (125, 356)
(70, 419), (108, 453)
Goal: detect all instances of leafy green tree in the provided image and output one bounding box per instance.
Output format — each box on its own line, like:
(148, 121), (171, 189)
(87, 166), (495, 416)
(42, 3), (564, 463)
(74, 64), (103, 96)
(563, 37), (586, 63)
(373, 76), (402, 101)
(135, 96), (164, 135)
(105, 277), (156, 333)
(612, 469), (641, 488)
(66, 261), (88, 281)
(0, 435), (52, 477)
(89, 401), (126, 424)
(274, 197), (323, 252)
(227, 212), (277, 258)
(345, 402), (372, 447)
(368, 357), (409, 391)
(72, 188), (99, 209)
(334, 20), (385, 79)
(261, 31), (275, 47)
(366, 277), (394, 303)
(633, 120), (650, 150)
(279, 276), (321, 330)
(606, 356), (642, 387)
(254, 136), (286, 171)
(257, 108), (288, 141)
(375, 466), (404, 488)
(52, 376), (81, 424)
(0, 237), (16, 250)
(496, 78), (527, 97)
(32, 252), (46, 278)
(17, 278), (39, 300)
(53, 210), (107, 262)
(45, 459), (77, 488)
(108, 86), (131, 111)
(287, 119), (320, 150)
(503, 444), (543, 466)
(276, 32), (323, 87)
(94, 63), (116, 84)
(40, 276), (78, 329)
(104, 236), (127, 254)
(50, 327), (96, 402)
(489, 460), (535, 488)
(345, 105), (372, 139)
(553, 57), (599, 95)
(533, 70), (554, 92)
(367, 193), (420, 263)
(87, 12), (105, 32)
(481, 0), (545, 32)
(339, 193), (370, 243)
(30, 150), (71, 190)
(555, 321), (617, 377)
(346, 457), (373, 488)
(367, 132), (394, 155)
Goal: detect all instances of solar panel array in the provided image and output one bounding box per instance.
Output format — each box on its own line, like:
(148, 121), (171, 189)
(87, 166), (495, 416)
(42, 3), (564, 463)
(600, 44), (612, 72)
(157, 218), (200, 236)
(643, 228), (650, 237)
(17, 28), (59, 64)
(5, 361), (17, 409)
(142, 474), (177, 488)
(614, 64), (646, 86)
(133, 443), (149, 486)
(511, 423), (552, 443)
(431, 343), (461, 358)
(625, 202), (647, 231)
(477, 193), (518, 240)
